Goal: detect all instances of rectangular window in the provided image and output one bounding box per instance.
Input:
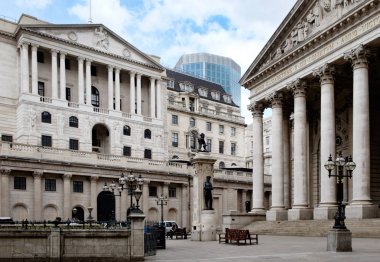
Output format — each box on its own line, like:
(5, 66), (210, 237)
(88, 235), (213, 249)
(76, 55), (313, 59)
(37, 51), (44, 63)
(65, 59), (71, 70)
(206, 122), (212, 131)
(207, 139), (212, 152)
(231, 127), (236, 136)
(266, 136), (270, 146)
(38, 81), (45, 96)
(149, 186), (157, 197)
(45, 179), (56, 191)
(14, 176), (26, 190)
(69, 139), (79, 150)
(91, 65), (97, 76)
(172, 115), (178, 125)
(219, 125), (224, 134)
(169, 187), (176, 198)
(1, 134), (13, 142)
(73, 181), (83, 193)
(144, 149), (152, 159)
(231, 143), (236, 156)
(66, 87), (71, 101)
(219, 141), (224, 154)
(41, 135), (52, 147)
(172, 133), (178, 147)
(123, 146), (131, 156)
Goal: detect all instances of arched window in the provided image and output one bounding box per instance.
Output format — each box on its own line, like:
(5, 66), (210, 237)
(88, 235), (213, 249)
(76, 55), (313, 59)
(172, 155), (179, 159)
(91, 86), (99, 107)
(69, 116), (78, 128)
(41, 111), (51, 123)
(219, 161), (225, 169)
(144, 129), (151, 139)
(231, 163), (237, 167)
(189, 117), (196, 127)
(123, 125), (131, 136)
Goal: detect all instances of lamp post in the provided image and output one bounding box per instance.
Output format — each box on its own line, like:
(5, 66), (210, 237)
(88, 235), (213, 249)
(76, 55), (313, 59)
(156, 194), (168, 226)
(324, 153), (356, 229)
(87, 206), (94, 226)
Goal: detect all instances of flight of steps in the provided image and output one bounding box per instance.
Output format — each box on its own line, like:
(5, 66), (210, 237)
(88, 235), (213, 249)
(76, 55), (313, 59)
(243, 219), (380, 238)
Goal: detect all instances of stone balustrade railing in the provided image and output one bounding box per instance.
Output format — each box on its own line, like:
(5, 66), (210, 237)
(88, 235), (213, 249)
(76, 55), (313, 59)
(93, 107), (109, 114)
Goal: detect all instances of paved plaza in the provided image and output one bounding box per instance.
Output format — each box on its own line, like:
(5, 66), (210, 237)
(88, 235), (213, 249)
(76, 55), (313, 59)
(145, 235), (380, 262)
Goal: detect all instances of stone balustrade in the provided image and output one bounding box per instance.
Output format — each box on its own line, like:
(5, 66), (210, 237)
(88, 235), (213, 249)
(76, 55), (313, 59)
(214, 169), (271, 185)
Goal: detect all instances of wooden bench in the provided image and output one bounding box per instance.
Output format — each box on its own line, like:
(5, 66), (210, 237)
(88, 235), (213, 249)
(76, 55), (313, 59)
(218, 228), (258, 245)
(167, 227), (187, 239)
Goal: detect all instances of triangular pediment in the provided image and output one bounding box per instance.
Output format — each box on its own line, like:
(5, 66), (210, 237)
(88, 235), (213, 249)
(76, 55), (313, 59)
(241, 0), (367, 86)
(21, 24), (162, 69)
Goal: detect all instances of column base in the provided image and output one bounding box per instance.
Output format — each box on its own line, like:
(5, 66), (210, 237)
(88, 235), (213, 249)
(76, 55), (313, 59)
(314, 205), (337, 220)
(266, 209), (288, 221)
(288, 208), (313, 221)
(327, 229), (352, 252)
(345, 204), (378, 219)
(249, 208), (266, 216)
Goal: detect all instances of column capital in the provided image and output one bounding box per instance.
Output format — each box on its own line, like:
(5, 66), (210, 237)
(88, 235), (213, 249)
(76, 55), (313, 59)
(18, 41), (30, 49)
(313, 63), (335, 85)
(33, 170), (44, 178)
(60, 51), (67, 56)
(90, 175), (99, 181)
(50, 49), (59, 55)
(164, 181), (171, 186)
(31, 44), (39, 49)
(107, 65), (114, 70)
(344, 44), (370, 69)
(77, 56), (85, 62)
(0, 168), (11, 176)
(287, 79), (307, 98)
(266, 91), (283, 108)
(86, 59), (93, 63)
(63, 173), (72, 179)
(130, 71), (136, 76)
(115, 67), (121, 72)
(136, 73), (142, 79)
(248, 102), (264, 117)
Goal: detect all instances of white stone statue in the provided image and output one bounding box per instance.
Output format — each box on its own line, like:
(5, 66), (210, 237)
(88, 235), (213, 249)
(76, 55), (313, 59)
(94, 27), (109, 50)
(30, 109), (37, 130)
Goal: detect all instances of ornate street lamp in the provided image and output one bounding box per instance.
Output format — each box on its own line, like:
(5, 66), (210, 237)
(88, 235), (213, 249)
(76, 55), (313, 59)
(156, 194), (168, 226)
(324, 153), (356, 229)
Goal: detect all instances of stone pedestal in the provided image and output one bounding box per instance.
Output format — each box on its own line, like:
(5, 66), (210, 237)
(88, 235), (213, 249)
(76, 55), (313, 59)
(327, 229), (352, 252)
(129, 212), (146, 260)
(314, 206), (337, 220)
(288, 208), (313, 220)
(267, 209), (288, 221)
(345, 204), (378, 219)
(192, 210), (217, 241)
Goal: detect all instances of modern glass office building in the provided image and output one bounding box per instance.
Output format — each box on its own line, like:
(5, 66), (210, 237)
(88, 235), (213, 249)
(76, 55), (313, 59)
(174, 53), (242, 107)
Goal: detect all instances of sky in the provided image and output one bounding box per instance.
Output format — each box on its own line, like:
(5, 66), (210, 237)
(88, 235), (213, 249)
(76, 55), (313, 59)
(0, 0), (297, 123)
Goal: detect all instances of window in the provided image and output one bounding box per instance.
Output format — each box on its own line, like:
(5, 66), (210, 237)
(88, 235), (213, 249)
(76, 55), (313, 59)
(73, 181), (83, 193)
(69, 116), (78, 128)
(41, 135), (52, 147)
(219, 161), (225, 169)
(91, 86), (99, 107)
(189, 117), (196, 127)
(66, 87), (71, 101)
(207, 139), (212, 152)
(219, 125), (224, 134)
(91, 65), (97, 76)
(266, 136), (270, 145)
(37, 51), (44, 63)
(219, 141), (224, 154)
(172, 133), (178, 147)
(38, 81), (45, 96)
(149, 186), (157, 197)
(167, 80), (174, 89)
(231, 143), (236, 156)
(169, 187), (177, 198)
(14, 176), (26, 190)
(190, 132), (196, 149)
(1, 134), (13, 142)
(123, 146), (131, 156)
(231, 127), (236, 136)
(144, 129), (151, 139)
(41, 111), (51, 123)
(65, 59), (71, 70)
(206, 122), (212, 131)
(123, 125), (131, 136)
(172, 115), (178, 125)
(45, 179), (56, 191)
(69, 139), (79, 150)
(144, 149), (152, 159)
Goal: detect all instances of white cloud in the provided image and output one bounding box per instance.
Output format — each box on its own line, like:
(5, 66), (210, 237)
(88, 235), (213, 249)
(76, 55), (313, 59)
(16, 0), (52, 9)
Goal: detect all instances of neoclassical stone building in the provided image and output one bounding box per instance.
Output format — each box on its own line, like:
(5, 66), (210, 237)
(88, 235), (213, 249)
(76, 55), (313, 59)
(0, 14), (254, 230)
(241, 0), (380, 221)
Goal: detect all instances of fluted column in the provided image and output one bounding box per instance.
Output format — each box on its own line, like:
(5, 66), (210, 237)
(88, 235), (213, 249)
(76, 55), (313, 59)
(313, 64), (337, 219)
(248, 102), (265, 213)
(59, 52), (66, 100)
(0, 169), (11, 216)
(108, 65), (114, 110)
(142, 180), (150, 215)
(344, 45), (376, 218)
(288, 79), (312, 220)
(136, 74), (142, 115)
(51, 49), (58, 99)
(241, 190), (247, 213)
(115, 68), (121, 111)
(31, 44), (39, 95)
(77, 57), (84, 104)
(33, 171), (43, 220)
(130, 72), (136, 114)
(283, 109), (291, 209)
(85, 59), (92, 105)
(149, 77), (156, 117)
(90, 176), (98, 220)
(156, 80), (162, 119)
(181, 183), (189, 229)
(20, 42), (30, 94)
(63, 173), (72, 220)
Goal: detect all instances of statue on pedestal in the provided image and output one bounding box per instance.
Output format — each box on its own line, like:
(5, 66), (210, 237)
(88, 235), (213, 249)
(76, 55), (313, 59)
(198, 133), (207, 152)
(203, 176), (213, 210)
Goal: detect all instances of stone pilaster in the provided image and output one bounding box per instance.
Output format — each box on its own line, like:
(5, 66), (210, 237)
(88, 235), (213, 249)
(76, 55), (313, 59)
(142, 179), (150, 216)
(156, 81), (162, 119)
(181, 183), (189, 229)
(136, 74), (142, 115)
(163, 182), (170, 220)
(115, 68), (121, 111)
(130, 71), (136, 114)
(85, 59), (92, 105)
(63, 173), (72, 220)
(59, 52), (66, 100)
(0, 168), (11, 216)
(108, 65), (114, 110)
(33, 170), (43, 220)
(31, 44), (39, 95)
(20, 42), (30, 94)
(90, 176), (98, 220)
(77, 57), (85, 104)
(51, 49), (58, 99)
(150, 77), (156, 118)
(283, 106), (291, 209)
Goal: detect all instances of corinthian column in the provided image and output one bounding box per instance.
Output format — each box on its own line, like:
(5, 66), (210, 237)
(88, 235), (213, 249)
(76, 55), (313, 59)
(313, 64), (337, 219)
(115, 68), (121, 111)
(90, 176), (98, 221)
(108, 65), (114, 110)
(0, 169), (11, 216)
(150, 77), (156, 118)
(33, 171), (43, 220)
(130, 71), (136, 114)
(156, 80), (162, 119)
(85, 59), (92, 105)
(20, 42), (30, 94)
(136, 74), (142, 115)
(344, 45), (377, 218)
(266, 92), (287, 221)
(248, 102), (265, 214)
(77, 57), (84, 104)
(51, 49), (58, 99)
(59, 52), (67, 100)
(31, 44), (39, 95)
(63, 173), (72, 220)
(287, 79), (313, 220)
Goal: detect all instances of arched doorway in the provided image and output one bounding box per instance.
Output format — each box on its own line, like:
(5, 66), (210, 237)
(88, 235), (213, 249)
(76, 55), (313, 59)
(97, 191), (115, 222)
(92, 123), (110, 154)
(72, 206), (84, 222)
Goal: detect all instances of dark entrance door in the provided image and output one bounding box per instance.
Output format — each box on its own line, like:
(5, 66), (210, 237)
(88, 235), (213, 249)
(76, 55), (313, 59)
(72, 206), (84, 221)
(97, 191), (115, 222)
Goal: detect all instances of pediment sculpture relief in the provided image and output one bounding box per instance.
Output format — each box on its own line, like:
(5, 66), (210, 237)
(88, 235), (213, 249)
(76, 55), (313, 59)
(93, 26), (109, 50)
